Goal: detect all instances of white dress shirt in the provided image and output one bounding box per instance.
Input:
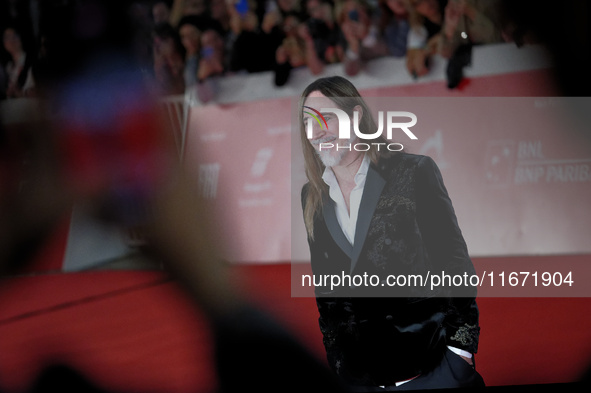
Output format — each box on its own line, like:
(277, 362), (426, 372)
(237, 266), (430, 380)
(322, 154), (370, 246)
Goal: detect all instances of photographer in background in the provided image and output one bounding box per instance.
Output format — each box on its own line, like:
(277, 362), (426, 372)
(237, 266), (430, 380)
(274, 11), (325, 86)
(304, 0), (342, 64)
(404, 0), (446, 79)
(377, 0), (411, 58)
(195, 22), (227, 102)
(439, 0), (502, 88)
(229, 0), (282, 74)
(337, 0), (389, 76)
(152, 22), (186, 95)
(439, 0), (502, 58)
(177, 15), (205, 87)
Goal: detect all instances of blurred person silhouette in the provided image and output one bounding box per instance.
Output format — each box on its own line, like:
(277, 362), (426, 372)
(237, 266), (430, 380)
(198, 25), (227, 77)
(377, 0), (411, 58)
(0, 2), (350, 392)
(1, 25), (36, 98)
(260, 0), (282, 36)
(152, 22), (186, 95)
(210, 0), (232, 33)
(227, 0), (281, 74)
(261, 0), (306, 50)
(410, 0), (446, 37)
(0, 73), (349, 393)
(0, 0), (38, 44)
(304, 0), (343, 64)
(227, 0), (261, 47)
(273, 12), (305, 85)
(439, 0), (502, 88)
(405, 0), (446, 78)
(195, 21), (231, 102)
(152, 0), (172, 25)
(177, 15), (208, 87)
(336, 0), (390, 76)
(439, 0), (502, 59)
(274, 11), (325, 86)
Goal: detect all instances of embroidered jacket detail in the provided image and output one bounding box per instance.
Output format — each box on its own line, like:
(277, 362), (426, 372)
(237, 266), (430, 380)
(450, 323), (480, 348)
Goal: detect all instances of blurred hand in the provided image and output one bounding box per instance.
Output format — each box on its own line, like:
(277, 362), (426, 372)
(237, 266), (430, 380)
(297, 23), (313, 42)
(242, 11), (259, 32)
(324, 45), (340, 63)
(426, 33), (441, 54)
(154, 37), (175, 58)
(276, 45), (288, 63)
(443, 0), (463, 39)
(228, 6), (258, 34)
(228, 6), (242, 34)
(198, 57), (224, 81)
(340, 21), (360, 53)
(406, 48), (429, 77)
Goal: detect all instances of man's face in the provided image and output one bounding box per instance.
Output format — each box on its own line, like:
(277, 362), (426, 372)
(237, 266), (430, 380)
(303, 91), (357, 167)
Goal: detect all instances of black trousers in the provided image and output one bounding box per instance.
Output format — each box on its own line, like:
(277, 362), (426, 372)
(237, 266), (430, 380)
(351, 349), (485, 392)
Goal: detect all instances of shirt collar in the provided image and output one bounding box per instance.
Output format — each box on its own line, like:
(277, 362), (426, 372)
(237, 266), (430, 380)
(322, 154), (370, 189)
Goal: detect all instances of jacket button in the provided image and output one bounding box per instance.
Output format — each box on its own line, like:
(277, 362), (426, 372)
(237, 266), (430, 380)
(386, 315), (393, 321)
(384, 238), (392, 245)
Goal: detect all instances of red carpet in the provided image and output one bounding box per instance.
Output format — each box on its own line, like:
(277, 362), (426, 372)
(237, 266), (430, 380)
(0, 260), (590, 392)
(0, 271), (215, 393)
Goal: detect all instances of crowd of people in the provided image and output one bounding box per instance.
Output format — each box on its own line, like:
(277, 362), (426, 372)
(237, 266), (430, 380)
(1, 0), (531, 101)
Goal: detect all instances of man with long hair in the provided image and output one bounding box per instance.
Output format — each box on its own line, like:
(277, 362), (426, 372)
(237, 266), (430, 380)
(299, 76), (484, 390)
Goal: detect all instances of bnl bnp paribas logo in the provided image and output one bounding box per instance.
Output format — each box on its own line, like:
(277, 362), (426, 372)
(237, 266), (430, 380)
(303, 106), (418, 151)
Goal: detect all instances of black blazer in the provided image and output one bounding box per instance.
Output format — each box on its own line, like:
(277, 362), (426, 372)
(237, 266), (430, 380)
(302, 152), (480, 387)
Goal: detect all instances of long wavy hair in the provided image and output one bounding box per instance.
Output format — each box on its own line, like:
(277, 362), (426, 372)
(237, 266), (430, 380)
(299, 76), (388, 240)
